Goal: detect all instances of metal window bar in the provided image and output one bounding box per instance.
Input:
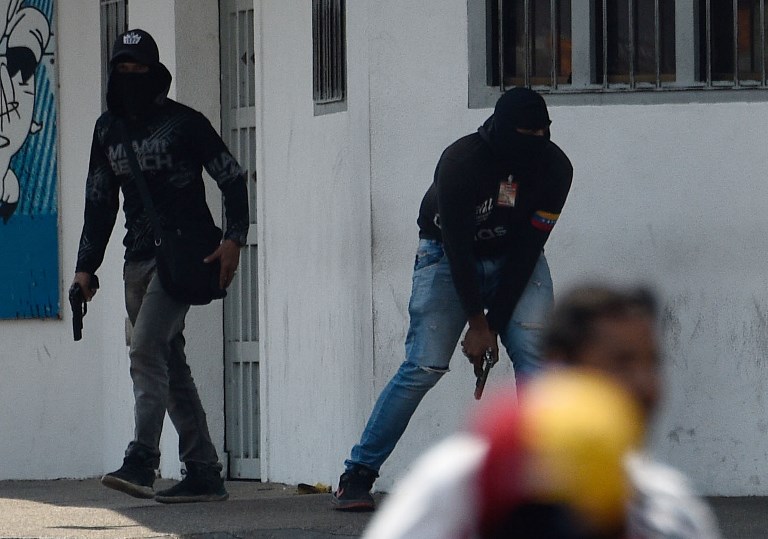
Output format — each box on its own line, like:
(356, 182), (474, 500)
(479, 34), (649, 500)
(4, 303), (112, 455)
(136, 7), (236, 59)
(602, 0), (608, 87)
(602, 0), (669, 89)
(655, 0), (661, 87)
(703, 0), (768, 87)
(497, 0), (564, 90)
(497, 0), (505, 91)
(705, 0), (712, 84)
(629, 0), (636, 87)
(732, 0), (738, 85)
(550, 0), (559, 89)
(524, 0), (531, 87)
(490, 0), (768, 93)
(313, 0), (345, 104)
(737, 0), (763, 86)
(762, 0), (766, 84)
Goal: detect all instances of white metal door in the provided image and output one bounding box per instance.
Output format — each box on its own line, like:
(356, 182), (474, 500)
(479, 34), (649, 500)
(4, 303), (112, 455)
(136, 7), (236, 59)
(220, 0), (260, 479)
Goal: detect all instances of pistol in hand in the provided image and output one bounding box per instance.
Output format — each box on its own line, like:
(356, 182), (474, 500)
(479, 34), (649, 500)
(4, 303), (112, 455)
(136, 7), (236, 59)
(474, 348), (496, 400)
(69, 275), (99, 341)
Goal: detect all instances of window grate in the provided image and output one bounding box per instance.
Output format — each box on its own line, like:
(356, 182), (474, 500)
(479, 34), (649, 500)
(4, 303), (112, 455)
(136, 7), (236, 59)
(700, 0), (767, 87)
(488, 0), (572, 91)
(483, 0), (768, 96)
(100, 0), (128, 110)
(312, 0), (346, 105)
(594, 0), (676, 89)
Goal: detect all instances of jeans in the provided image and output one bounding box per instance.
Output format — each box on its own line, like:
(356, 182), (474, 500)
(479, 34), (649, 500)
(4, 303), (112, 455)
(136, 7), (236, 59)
(346, 238), (553, 473)
(123, 259), (220, 469)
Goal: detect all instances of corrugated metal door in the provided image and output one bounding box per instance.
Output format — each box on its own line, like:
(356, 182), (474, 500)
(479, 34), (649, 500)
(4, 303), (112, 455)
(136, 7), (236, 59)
(220, 0), (260, 479)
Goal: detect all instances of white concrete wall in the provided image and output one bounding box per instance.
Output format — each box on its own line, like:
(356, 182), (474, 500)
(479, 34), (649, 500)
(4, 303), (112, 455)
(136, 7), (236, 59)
(5, 0), (768, 499)
(0, 0), (114, 480)
(170, 0), (227, 482)
(366, 0), (768, 496)
(550, 102), (768, 496)
(0, 1), (225, 481)
(254, 0), (374, 485)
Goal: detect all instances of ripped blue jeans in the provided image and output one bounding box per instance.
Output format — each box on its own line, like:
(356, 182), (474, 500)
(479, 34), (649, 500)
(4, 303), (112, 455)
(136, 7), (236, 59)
(346, 238), (553, 474)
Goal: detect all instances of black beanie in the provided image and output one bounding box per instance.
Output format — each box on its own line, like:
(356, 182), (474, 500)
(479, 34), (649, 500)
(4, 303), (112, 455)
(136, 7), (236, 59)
(493, 87), (551, 130)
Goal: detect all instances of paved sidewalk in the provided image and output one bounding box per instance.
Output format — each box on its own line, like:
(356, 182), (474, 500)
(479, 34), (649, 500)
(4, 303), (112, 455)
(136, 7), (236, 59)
(0, 479), (378, 539)
(1, 478), (767, 538)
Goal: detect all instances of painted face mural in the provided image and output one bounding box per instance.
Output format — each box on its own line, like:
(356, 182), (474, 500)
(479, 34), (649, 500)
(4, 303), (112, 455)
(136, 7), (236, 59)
(0, 0), (57, 320)
(0, 0), (50, 221)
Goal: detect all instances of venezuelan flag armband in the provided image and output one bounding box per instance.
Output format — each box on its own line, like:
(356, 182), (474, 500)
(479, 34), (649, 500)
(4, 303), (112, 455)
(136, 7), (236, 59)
(531, 210), (560, 232)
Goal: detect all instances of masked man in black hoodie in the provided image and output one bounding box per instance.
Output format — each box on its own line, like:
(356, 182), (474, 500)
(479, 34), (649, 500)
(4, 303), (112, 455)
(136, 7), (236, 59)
(333, 88), (573, 511)
(72, 29), (249, 503)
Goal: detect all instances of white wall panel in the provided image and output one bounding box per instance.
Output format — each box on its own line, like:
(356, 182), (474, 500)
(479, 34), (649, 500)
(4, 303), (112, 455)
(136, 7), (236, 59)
(366, 0), (768, 496)
(255, 0), (374, 486)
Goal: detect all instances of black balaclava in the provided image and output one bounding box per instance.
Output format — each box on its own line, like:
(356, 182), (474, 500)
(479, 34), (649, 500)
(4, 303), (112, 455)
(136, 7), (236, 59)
(106, 29), (172, 117)
(478, 87), (552, 173)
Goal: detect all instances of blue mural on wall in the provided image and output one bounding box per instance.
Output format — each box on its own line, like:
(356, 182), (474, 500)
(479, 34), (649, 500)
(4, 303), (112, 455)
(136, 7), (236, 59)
(0, 0), (57, 319)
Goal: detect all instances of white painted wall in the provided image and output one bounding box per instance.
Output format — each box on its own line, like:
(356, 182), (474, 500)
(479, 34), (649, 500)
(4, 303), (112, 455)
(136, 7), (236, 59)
(549, 102), (768, 496)
(0, 1), (225, 481)
(5, 0), (768, 499)
(170, 0), (227, 482)
(366, 0), (768, 496)
(253, 0), (374, 485)
(0, 0), (115, 480)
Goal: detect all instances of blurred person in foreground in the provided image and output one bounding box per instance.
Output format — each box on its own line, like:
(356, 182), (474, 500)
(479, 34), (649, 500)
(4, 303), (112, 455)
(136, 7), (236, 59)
(362, 284), (722, 539)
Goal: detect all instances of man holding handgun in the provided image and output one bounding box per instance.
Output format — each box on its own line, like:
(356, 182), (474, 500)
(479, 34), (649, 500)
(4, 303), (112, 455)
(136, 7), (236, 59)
(333, 88), (573, 511)
(72, 29), (248, 504)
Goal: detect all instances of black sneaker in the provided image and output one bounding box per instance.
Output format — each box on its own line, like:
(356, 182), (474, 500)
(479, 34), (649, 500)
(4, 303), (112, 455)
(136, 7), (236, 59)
(332, 465), (377, 511)
(154, 462), (229, 504)
(101, 455), (156, 499)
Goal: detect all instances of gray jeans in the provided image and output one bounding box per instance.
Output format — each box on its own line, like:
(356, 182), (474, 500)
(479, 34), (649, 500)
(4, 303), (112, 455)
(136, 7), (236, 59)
(124, 259), (219, 469)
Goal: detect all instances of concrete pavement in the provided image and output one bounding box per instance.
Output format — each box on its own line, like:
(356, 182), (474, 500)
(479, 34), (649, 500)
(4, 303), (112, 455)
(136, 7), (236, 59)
(0, 478), (378, 539)
(0, 478), (767, 538)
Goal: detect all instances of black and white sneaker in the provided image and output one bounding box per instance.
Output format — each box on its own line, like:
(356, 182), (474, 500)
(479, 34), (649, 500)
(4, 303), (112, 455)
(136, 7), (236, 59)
(332, 465), (377, 511)
(101, 455), (156, 499)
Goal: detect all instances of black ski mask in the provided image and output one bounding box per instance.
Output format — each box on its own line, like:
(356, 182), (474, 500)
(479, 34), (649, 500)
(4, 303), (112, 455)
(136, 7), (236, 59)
(109, 70), (164, 117)
(105, 29), (172, 117)
(478, 88), (552, 172)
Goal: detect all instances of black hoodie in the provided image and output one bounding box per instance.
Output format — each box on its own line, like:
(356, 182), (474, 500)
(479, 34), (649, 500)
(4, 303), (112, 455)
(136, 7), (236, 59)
(416, 89), (572, 332)
(76, 29), (249, 274)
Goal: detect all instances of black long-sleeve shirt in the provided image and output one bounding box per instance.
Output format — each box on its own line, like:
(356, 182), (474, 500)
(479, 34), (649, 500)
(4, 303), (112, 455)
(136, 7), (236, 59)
(76, 99), (249, 274)
(417, 133), (572, 332)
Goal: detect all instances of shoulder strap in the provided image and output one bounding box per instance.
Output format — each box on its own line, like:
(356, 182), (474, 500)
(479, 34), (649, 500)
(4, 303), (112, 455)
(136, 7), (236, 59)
(117, 120), (163, 245)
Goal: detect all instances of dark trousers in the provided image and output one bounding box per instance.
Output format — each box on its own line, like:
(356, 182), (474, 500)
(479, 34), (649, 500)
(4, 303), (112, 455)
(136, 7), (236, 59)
(123, 259), (219, 469)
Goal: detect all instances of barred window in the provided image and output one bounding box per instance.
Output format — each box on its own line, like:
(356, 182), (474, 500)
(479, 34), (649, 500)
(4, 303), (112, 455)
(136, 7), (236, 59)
(595, 0), (676, 88)
(312, 0), (347, 114)
(487, 0), (572, 89)
(701, 0), (767, 86)
(100, 0), (128, 111)
(470, 0), (768, 106)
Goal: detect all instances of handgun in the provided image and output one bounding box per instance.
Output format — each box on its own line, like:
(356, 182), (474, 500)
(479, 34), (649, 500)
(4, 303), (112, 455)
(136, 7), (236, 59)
(474, 348), (496, 400)
(69, 274), (99, 341)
